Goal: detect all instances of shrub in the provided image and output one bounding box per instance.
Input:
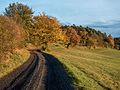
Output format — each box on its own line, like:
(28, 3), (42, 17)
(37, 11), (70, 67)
(0, 16), (23, 61)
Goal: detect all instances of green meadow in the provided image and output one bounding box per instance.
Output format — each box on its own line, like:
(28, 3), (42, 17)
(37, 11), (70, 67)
(49, 45), (120, 90)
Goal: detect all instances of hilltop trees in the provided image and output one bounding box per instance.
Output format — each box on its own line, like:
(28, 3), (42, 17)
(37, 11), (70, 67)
(65, 27), (80, 48)
(62, 25), (115, 49)
(105, 34), (115, 48)
(4, 2), (34, 42)
(32, 13), (63, 50)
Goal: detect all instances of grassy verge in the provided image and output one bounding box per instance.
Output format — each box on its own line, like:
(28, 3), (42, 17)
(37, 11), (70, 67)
(0, 49), (30, 78)
(48, 45), (120, 90)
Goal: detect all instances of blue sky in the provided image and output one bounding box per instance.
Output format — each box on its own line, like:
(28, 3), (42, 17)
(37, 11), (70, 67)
(0, 0), (120, 37)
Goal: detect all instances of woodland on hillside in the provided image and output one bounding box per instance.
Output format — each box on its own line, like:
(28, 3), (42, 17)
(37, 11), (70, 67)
(0, 2), (120, 61)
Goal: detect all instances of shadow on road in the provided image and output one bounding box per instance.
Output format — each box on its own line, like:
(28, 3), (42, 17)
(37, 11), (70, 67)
(42, 52), (74, 90)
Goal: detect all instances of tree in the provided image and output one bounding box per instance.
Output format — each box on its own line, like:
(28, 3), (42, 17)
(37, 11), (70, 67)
(79, 28), (88, 46)
(65, 27), (80, 48)
(32, 13), (62, 50)
(106, 34), (115, 48)
(4, 2), (34, 42)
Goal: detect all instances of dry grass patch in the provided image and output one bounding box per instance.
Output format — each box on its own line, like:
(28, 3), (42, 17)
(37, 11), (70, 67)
(0, 49), (30, 78)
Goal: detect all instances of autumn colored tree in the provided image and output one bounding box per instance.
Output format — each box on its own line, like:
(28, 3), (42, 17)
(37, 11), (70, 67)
(65, 27), (80, 48)
(62, 25), (115, 49)
(79, 28), (88, 46)
(32, 13), (63, 50)
(0, 16), (23, 61)
(4, 2), (34, 42)
(106, 34), (115, 48)
(86, 35), (97, 49)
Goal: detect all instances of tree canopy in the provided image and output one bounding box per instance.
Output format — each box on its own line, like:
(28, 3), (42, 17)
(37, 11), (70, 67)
(32, 13), (63, 50)
(1, 2), (118, 51)
(4, 2), (34, 41)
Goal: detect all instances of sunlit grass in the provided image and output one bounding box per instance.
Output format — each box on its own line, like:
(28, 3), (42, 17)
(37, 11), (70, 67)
(0, 49), (30, 78)
(48, 45), (120, 90)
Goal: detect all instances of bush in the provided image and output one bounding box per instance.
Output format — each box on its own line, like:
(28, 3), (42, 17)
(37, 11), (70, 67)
(0, 16), (23, 61)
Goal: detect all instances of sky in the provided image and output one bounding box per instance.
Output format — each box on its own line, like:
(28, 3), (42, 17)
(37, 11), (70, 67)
(0, 0), (120, 37)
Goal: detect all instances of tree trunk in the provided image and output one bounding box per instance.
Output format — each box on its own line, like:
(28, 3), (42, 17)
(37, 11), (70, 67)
(66, 43), (71, 48)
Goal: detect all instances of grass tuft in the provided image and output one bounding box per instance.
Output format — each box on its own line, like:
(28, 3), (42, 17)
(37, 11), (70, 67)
(0, 49), (30, 78)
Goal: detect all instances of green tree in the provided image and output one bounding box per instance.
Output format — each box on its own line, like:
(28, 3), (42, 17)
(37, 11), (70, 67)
(4, 2), (34, 42)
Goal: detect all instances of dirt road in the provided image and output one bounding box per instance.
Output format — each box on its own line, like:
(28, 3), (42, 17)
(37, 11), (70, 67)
(0, 50), (74, 90)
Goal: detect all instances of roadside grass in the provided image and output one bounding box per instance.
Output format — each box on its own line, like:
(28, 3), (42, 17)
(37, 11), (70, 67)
(48, 45), (120, 90)
(0, 49), (30, 78)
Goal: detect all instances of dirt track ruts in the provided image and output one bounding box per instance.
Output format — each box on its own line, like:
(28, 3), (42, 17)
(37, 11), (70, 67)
(0, 50), (74, 90)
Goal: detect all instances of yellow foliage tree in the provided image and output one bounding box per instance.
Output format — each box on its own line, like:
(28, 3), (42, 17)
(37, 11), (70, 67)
(32, 13), (63, 50)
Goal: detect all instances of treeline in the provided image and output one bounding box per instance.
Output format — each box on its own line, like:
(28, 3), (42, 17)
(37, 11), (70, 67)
(0, 2), (119, 60)
(62, 25), (115, 49)
(0, 2), (64, 60)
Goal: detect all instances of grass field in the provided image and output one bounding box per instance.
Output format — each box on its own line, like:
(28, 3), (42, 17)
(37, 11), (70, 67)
(48, 45), (120, 90)
(0, 49), (30, 78)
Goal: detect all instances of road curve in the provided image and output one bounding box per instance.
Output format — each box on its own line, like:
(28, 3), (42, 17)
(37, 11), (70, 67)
(0, 50), (74, 90)
(0, 50), (46, 90)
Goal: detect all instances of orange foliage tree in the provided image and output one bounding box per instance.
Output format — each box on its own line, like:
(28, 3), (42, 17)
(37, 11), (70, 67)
(65, 27), (80, 48)
(32, 13), (63, 50)
(106, 34), (115, 48)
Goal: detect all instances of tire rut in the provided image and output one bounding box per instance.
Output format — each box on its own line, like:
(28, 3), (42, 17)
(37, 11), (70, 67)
(0, 51), (74, 90)
(0, 51), (46, 90)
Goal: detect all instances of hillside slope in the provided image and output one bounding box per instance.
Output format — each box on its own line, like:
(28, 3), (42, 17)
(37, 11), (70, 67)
(49, 45), (120, 90)
(0, 49), (30, 78)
